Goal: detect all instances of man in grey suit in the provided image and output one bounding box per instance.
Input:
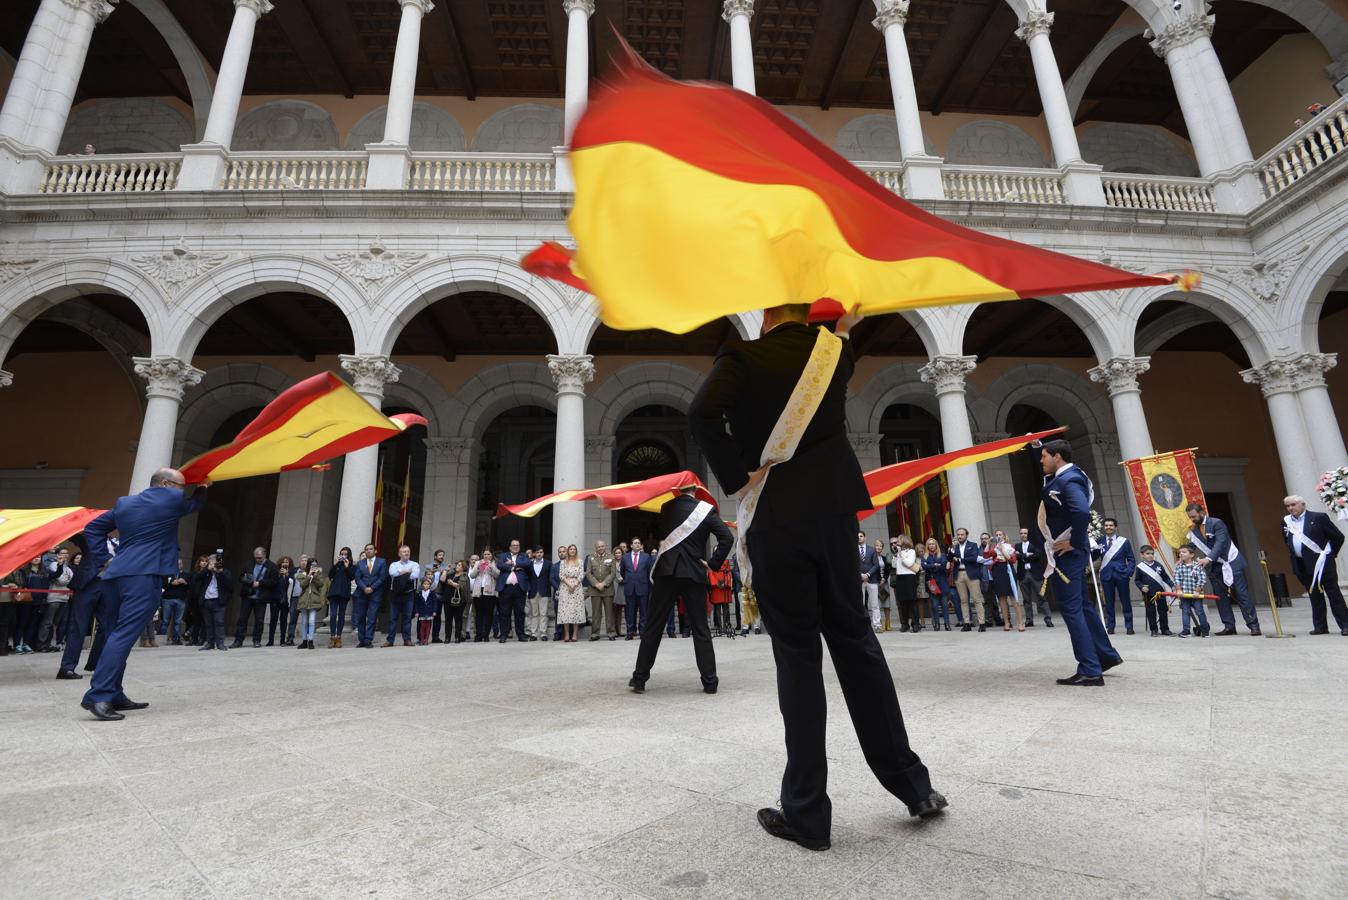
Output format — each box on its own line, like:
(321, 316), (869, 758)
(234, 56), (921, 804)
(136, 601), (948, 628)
(1185, 502), (1261, 636)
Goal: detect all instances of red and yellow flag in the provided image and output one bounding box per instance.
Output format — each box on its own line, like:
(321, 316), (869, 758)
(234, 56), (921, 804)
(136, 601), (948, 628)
(0, 507), (105, 577)
(372, 457), (385, 551)
(179, 373), (426, 484)
(939, 473), (954, 539)
(497, 470), (716, 519)
(524, 48), (1187, 334)
(396, 463), (411, 547)
(859, 428), (1066, 520)
(918, 487), (935, 544)
(1123, 448), (1205, 551)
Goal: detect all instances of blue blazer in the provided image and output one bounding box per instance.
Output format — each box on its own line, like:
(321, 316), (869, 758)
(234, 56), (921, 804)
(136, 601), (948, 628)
(550, 559), (562, 593)
(354, 556), (388, 596)
(1194, 516), (1244, 572)
(87, 486), (206, 580)
(946, 539), (983, 578)
(1034, 465), (1092, 554)
(1094, 536), (1136, 582)
(496, 552), (532, 593)
(858, 544), (881, 583)
(619, 551), (653, 600)
(1134, 560), (1174, 594)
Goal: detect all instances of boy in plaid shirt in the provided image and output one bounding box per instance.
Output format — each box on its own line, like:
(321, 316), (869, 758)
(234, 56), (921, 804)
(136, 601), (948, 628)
(1173, 544), (1211, 638)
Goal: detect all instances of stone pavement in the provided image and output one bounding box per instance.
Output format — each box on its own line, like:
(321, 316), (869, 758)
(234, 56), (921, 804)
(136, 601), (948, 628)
(1, 606), (1345, 899)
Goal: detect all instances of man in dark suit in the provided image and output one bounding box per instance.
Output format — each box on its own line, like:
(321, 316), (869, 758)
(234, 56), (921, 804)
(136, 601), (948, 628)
(1185, 503), (1262, 635)
(1281, 494), (1347, 635)
(689, 302), (944, 852)
(232, 546), (279, 648)
(495, 540), (531, 643)
(618, 538), (654, 639)
(56, 534), (116, 679)
(1092, 517), (1137, 635)
(1031, 440), (1122, 686)
(353, 543), (387, 648)
(947, 528), (987, 632)
(79, 467), (207, 720)
(629, 486), (734, 694)
(193, 554), (233, 651)
(1016, 526), (1051, 627)
(857, 531), (882, 631)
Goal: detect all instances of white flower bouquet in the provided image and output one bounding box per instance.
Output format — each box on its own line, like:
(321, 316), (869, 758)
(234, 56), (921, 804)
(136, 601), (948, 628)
(1317, 466), (1348, 520)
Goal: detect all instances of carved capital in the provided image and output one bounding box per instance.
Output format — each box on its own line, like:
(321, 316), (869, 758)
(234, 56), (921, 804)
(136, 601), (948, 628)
(401, 0), (435, 14)
(547, 354), (595, 393)
(425, 436), (477, 463)
(1088, 356), (1152, 397)
(340, 354), (401, 398)
(235, 0), (275, 17)
(1240, 359), (1301, 398)
(722, 0), (753, 23)
(872, 0), (909, 31)
(849, 432), (883, 455)
(0, 369), (13, 389)
(918, 355), (977, 395)
(64, 0), (117, 25)
(563, 0), (595, 15)
(1287, 352), (1338, 391)
(133, 356), (204, 402)
(973, 432), (1010, 444)
(586, 435), (616, 455)
(1149, 14), (1214, 57)
(1014, 8), (1054, 42)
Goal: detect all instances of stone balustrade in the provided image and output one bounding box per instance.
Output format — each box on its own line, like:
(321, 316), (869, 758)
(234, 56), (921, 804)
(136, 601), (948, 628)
(941, 165), (1067, 204)
(224, 152), (368, 190)
(408, 152), (555, 192)
(38, 153), (180, 193)
(1257, 94), (1348, 199)
(1102, 172), (1217, 212)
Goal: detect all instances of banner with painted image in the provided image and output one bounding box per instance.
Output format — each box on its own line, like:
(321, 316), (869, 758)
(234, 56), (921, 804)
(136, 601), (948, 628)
(1122, 449), (1206, 551)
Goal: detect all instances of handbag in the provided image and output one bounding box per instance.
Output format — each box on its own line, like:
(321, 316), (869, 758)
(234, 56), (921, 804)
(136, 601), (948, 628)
(926, 578), (942, 596)
(14, 590), (31, 603)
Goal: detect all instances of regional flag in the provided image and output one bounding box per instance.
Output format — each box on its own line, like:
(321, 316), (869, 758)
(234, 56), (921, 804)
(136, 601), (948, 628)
(1123, 449), (1205, 551)
(396, 464), (411, 547)
(524, 47), (1188, 334)
(860, 428), (1066, 520)
(0, 507), (104, 577)
(178, 373), (427, 484)
(497, 471), (716, 519)
(939, 473), (954, 540)
(372, 457), (385, 550)
(918, 487), (935, 544)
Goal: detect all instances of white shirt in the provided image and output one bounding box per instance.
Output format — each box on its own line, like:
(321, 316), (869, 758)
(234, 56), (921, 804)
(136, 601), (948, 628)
(389, 560), (421, 582)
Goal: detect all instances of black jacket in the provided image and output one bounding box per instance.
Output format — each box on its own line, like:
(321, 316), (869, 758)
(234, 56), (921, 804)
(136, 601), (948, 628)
(689, 321), (870, 523)
(1282, 510), (1345, 585)
(653, 493), (734, 581)
(239, 559), (279, 601)
(191, 567), (234, 604)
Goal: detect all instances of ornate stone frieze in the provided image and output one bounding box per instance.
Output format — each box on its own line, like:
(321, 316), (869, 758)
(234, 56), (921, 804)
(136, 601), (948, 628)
(132, 356), (204, 402)
(340, 354), (401, 397)
(65, 0), (117, 25)
(849, 432), (883, 456)
(722, 0), (753, 22)
(130, 239), (229, 296)
(1088, 356), (1152, 397)
(1149, 14), (1215, 58)
(0, 255), (41, 286)
(586, 435), (616, 455)
(1280, 352), (1338, 391)
(425, 436), (476, 463)
(872, 0), (909, 31)
(1014, 8), (1054, 42)
(1208, 244), (1309, 304)
(918, 355), (977, 395)
(548, 354), (596, 392)
(325, 239), (426, 296)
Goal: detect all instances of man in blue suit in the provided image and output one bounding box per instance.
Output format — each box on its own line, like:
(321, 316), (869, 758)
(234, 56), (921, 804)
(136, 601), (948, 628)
(1031, 440), (1121, 686)
(1185, 503), (1262, 636)
(353, 542), (388, 648)
(55, 534), (116, 680)
(857, 531), (882, 632)
(495, 539), (531, 643)
(619, 537), (654, 639)
(1092, 517), (1136, 635)
(80, 468), (207, 720)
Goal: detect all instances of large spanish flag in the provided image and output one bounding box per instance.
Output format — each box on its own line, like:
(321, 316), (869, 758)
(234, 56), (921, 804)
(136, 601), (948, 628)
(0, 507), (105, 577)
(497, 470), (717, 519)
(179, 372), (427, 484)
(524, 48), (1187, 334)
(859, 428), (1066, 520)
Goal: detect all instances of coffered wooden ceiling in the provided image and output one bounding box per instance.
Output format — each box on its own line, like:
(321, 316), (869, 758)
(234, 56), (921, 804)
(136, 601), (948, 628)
(0, 1), (1309, 131)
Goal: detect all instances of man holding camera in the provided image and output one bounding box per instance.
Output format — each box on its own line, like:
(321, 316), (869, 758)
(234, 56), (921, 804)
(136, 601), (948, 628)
(232, 547), (278, 648)
(194, 554), (233, 651)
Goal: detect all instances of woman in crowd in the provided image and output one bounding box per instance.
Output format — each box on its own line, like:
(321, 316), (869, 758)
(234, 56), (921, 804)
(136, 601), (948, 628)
(470, 549), (498, 643)
(873, 538), (892, 631)
(0, 569), (19, 655)
(283, 554), (309, 646)
(922, 537), (956, 631)
(556, 544), (585, 642)
(15, 555), (49, 654)
(441, 560), (471, 644)
(327, 547), (354, 648)
(414, 574), (439, 645)
(184, 553), (208, 645)
(984, 530), (1023, 632)
(39, 548), (74, 652)
(295, 559), (327, 649)
(268, 557), (293, 646)
(892, 534), (921, 633)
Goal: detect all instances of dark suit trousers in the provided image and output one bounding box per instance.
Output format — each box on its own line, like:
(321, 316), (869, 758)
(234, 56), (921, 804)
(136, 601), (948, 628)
(234, 598), (268, 643)
(1209, 565), (1260, 631)
(60, 581), (107, 672)
(632, 576), (716, 687)
(202, 597), (227, 647)
(83, 575), (159, 705)
(748, 510), (932, 843)
(1301, 557), (1348, 631)
(498, 584), (527, 639)
(623, 591), (649, 635)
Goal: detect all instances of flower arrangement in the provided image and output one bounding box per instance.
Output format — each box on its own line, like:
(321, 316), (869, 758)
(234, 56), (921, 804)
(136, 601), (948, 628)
(1087, 509), (1106, 542)
(1317, 466), (1348, 520)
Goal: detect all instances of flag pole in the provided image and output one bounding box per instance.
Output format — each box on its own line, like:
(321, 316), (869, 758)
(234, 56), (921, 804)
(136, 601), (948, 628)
(1257, 550), (1295, 639)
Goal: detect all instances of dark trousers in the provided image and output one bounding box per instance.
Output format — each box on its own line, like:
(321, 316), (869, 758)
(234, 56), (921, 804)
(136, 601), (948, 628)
(83, 575), (160, 705)
(1301, 558), (1348, 631)
(1020, 575), (1051, 622)
(1055, 550), (1121, 678)
(497, 585), (527, 639)
(354, 591), (383, 644)
(184, 596), (202, 643)
(444, 603), (465, 640)
(285, 597), (301, 642)
(0, 603), (13, 652)
(431, 610), (442, 642)
(234, 598), (268, 643)
(328, 598), (349, 636)
(623, 592), (649, 635)
(472, 595), (494, 639)
(748, 510), (933, 843)
(266, 599), (288, 643)
(1210, 565), (1260, 631)
(17, 599), (43, 646)
(202, 597), (227, 647)
(1100, 575), (1133, 631)
(632, 576), (716, 688)
(1142, 592), (1171, 634)
(60, 581), (111, 671)
(387, 592), (414, 644)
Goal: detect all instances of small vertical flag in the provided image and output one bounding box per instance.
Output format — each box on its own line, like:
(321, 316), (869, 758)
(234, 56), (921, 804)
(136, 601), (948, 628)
(939, 472), (954, 541)
(919, 487), (935, 545)
(371, 456), (385, 552)
(898, 492), (912, 538)
(397, 463), (411, 548)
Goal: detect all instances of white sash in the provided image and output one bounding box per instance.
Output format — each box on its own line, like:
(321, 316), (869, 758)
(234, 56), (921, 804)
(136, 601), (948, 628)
(1188, 526), (1239, 585)
(1035, 467), (1094, 587)
(737, 328), (843, 586)
(656, 501), (713, 579)
(1100, 536), (1124, 571)
(1284, 515), (1330, 590)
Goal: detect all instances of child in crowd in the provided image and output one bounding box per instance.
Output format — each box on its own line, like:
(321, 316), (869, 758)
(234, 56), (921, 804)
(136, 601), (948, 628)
(414, 574), (439, 646)
(295, 560), (328, 650)
(1134, 545), (1174, 637)
(1173, 543), (1211, 638)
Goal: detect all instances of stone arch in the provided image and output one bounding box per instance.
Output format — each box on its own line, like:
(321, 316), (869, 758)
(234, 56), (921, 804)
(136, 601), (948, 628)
(168, 254), (370, 360)
(125, 0), (215, 139)
(472, 104), (563, 153)
(847, 361), (941, 435)
(39, 298), (151, 406)
(369, 253), (582, 356)
(945, 120), (1047, 168)
(1136, 304), (1222, 355)
(833, 113), (938, 162)
(0, 257), (171, 365)
(975, 364), (1114, 439)
(1116, 276), (1279, 365)
(589, 362), (704, 434)
(578, 308), (760, 353)
(59, 98), (193, 155)
(380, 361), (457, 437)
(233, 100), (339, 151)
(345, 102), (467, 150)
(1077, 123), (1198, 176)
(1116, 0), (1348, 58)
(175, 363), (294, 457)
(450, 361), (558, 441)
(1065, 19), (1148, 119)
(1280, 225), (1348, 354)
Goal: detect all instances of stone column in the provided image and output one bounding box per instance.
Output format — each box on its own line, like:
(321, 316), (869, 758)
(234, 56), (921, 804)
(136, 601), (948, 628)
(548, 354), (595, 549)
(270, 467), (341, 565)
(919, 356), (987, 532)
(1014, 6), (1105, 206)
(366, 0), (434, 189)
(562, 0), (594, 143)
(1089, 356), (1155, 546)
(1289, 353), (1347, 475)
(872, 1), (943, 200)
(129, 356), (204, 492)
(585, 435), (616, 545)
(1241, 359), (1321, 501)
(333, 355), (401, 555)
(973, 431), (1019, 534)
(850, 432), (887, 541)
(178, 0), (274, 190)
(723, 0), (756, 94)
(421, 436), (480, 560)
(1150, 13), (1261, 212)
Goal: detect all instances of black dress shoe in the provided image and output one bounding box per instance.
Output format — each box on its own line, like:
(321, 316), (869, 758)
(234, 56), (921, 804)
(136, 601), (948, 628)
(1045, 618), (1054, 627)
(703, 682), (718, 694)
(112, 699), (149, 711)
(625, 634), (634, 641)
(628, 677), (645, 694)
(1056, 673), (1105, 686)
(1215, 627), (1237, 636)
(499, 638), (508, 644)
(230, 639), (243, 649)
(589, 635), (600, 642)
(1100, 657), (1123, 672)
(1125, 629), (1135, 635)
(977, 624), (986, 632)
(1341, 628), (1348, 636)
(83, 662), (95, 672)
(1309, 628), (1329, 635)
(755, 808), (829, 851)
(909, 791), (949, 819)
(82, 701), (125, 721)
(609, 635), (617, 641)
(1249, 629), (1262, 636)
(56, 670), (82, 680)
(253, 640), (262, 648)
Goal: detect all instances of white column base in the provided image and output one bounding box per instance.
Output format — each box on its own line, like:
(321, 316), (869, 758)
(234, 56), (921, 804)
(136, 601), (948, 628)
(176, 142), (229, 191)
(1061, 161), (1106, 206)
(1209, 162), (1264, 214)
(553, 146), (573, 193)
(902, 155), (945, 200)
(364, 142), (410, 190)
